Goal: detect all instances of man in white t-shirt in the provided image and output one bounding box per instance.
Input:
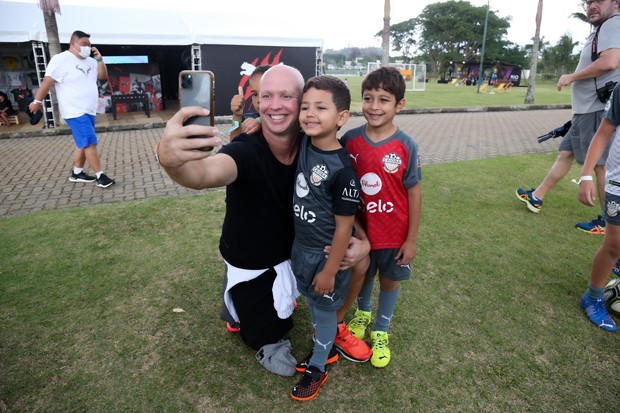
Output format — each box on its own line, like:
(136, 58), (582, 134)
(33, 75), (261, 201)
(29, 30), (115, 188)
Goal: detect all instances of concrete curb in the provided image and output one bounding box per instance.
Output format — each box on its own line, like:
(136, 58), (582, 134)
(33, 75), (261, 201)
(0, 104), (571, 140)
(397, 104), (571, 115)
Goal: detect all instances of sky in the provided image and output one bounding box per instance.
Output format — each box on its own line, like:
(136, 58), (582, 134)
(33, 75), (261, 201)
(10, 0), (593, 51)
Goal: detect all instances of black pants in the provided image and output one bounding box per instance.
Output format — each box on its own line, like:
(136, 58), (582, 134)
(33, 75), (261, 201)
(228, 267), (294, 350)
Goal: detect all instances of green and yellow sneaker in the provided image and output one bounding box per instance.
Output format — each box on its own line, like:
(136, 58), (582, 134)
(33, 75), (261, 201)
(370, 331), (391, 368)
(347, 309), (371, 339)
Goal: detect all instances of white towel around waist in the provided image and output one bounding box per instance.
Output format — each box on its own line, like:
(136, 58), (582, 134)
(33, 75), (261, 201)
(223, 259), (299, 322)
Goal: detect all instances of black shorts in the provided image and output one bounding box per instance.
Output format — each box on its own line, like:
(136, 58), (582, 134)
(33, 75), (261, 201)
(229, 267), (294, 350)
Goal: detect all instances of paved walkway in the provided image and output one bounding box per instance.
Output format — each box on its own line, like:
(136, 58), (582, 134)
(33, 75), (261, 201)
(0, 107), (572, 218)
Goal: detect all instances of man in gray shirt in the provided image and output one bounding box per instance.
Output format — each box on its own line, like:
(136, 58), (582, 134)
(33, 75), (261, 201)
(516, 0), (620, 234)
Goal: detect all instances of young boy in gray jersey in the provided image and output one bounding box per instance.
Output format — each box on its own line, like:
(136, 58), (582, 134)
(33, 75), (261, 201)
(290, 76), (360, 401)
(577, 81), (620, 333)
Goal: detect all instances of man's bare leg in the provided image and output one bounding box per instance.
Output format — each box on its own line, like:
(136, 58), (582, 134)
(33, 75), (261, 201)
(532, 150), (575, 200)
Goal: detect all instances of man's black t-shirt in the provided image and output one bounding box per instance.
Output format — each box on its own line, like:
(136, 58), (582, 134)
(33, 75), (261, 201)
(217, 132), (298, 269)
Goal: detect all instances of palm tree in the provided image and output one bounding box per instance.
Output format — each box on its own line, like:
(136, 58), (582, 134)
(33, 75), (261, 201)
(571, 1), (588, 25)
(570, 11), (588, 24)
(571, 2), (592, 34)
(38, 0), (62, 57)
(381, 0), (390, 66)
(524, 0), (543, 104)
(37, 0), (62, 127)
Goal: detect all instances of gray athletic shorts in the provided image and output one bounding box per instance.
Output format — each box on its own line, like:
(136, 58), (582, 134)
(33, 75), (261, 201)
(604, 192), (620, 227)
(558, 111), (608, 165)
(291, 244), (351, 310)
(367, 249), (411, 281)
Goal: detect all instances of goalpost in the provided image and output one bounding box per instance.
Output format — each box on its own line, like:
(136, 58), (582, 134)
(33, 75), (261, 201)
(366, 62), (427, 91)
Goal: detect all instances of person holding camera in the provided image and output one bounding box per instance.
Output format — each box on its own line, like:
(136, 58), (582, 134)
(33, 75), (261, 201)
(516, 0), (620, 234)
(157, 65), (371, 376)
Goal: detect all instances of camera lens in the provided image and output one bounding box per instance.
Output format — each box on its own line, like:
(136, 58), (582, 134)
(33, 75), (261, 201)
(181, 74), (193, 89)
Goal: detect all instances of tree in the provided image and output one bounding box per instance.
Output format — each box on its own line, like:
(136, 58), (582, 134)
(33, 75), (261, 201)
(37, 0), (62, 127)
(38, 0), (61, 58)
(570, 1), (588, 25)
(413, 1), (511, 76)
(381, 0), (390, 66)
(570, 11), (588, 24)
(541, 34), (579, 76)
(524, 0), (543, 104)
(501, 43), (529, 68)
(385, 19), (416, 63)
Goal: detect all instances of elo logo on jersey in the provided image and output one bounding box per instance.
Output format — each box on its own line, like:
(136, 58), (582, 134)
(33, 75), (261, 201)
(296, 173), (310, 198)
(294, 204), (316, 222)
(383, 153), (402, 174)
(366, 199), (394, 213)
(310, 164), (329, 186)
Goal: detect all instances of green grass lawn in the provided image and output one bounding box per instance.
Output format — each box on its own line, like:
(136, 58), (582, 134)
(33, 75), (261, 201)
(1, 153), (618, 412)
(344, 77), (571, 113)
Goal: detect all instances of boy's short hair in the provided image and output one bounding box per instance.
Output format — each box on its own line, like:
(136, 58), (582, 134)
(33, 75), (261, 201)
(362, 67), (406, 102)
(251, 65), (272, 79)
(303, 75), (351, 112)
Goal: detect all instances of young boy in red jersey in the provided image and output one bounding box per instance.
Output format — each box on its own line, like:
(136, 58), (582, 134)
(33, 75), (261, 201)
(340, 67), (422, 367)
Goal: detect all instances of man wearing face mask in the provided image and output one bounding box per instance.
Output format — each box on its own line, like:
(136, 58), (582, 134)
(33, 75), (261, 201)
(29, 30), (115, 188)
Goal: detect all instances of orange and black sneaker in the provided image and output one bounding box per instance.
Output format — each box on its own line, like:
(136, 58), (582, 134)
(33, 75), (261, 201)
(295, 346), (339, 373)
(516, 188), (542, 213)
(334, 321), (372, 362)
(225, 322), (240, 333)
(290, 366), (328, 401)
(575, 215), (606, 235)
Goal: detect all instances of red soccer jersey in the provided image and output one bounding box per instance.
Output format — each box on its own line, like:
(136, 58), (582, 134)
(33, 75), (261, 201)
(341, 125), (421, 250)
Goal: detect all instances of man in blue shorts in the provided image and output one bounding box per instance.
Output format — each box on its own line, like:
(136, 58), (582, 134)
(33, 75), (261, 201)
(29, 30), (115, 188)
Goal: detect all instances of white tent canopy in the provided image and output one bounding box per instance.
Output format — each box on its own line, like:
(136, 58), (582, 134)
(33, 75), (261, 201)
(0, 0), (323, 48)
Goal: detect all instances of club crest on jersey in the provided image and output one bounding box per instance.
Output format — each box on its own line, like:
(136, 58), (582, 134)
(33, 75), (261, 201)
(608, 200), (619, 217)
(383, 153), (402, 173)
(310, 164), (329, 186)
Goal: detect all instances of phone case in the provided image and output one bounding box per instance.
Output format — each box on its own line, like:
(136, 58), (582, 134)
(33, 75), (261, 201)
(179, 70), (215, 149)
(178, 70), (215, 128)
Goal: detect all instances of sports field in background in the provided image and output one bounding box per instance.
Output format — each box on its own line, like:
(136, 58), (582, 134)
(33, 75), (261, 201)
(340, 76), (571, 113)
(1, 152), (618, 412)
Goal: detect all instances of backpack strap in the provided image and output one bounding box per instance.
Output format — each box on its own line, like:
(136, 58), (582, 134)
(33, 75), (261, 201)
(592, 13), (620, 61)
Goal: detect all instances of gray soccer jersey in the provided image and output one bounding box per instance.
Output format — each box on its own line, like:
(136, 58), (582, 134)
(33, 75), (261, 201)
(293, 135), (360, 253)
